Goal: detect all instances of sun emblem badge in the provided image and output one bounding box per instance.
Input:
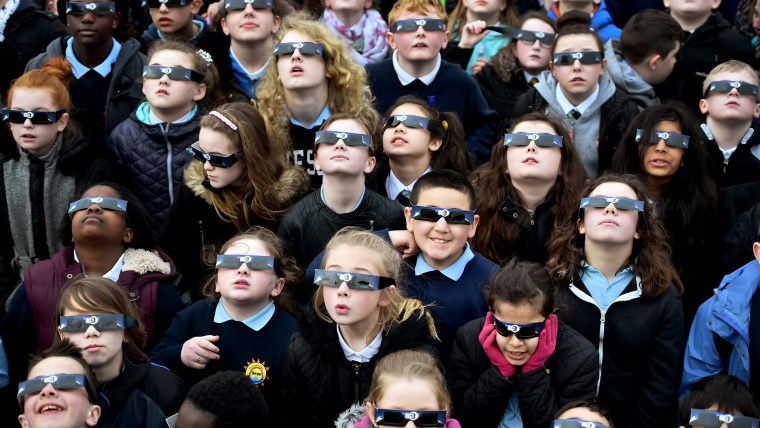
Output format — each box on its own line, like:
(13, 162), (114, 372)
(244, 359), (270, 385)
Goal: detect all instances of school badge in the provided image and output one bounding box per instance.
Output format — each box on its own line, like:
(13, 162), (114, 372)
(244, 359), (270, 385)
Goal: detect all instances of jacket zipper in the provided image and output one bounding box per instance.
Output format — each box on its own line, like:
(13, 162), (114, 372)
(198, 220), (205, 248)
(160, 123), (175, 204)
(369, 220), (375, 231)
(527, 209), (535, 226)
(723, 154), (730, 174)
(353, 363), (361, 402)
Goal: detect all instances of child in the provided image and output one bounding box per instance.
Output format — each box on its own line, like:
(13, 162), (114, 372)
(160, 103), (309, 302)
(548, 173), (685, 428)
(277, 113), (406, 281)
(657, 0), (755, 116)
(281, 227), (438, 427)
(365, 0), (499, 165)
(174, 371), (270, 428)
(546, 0), (621, 43)
(611, 102), (720, 326)
(150, 227), (299, 421)
(216, 0), (283, 102)
(55, 276), (186, 425)
(107, 40), (214, 233)
(0, 58), (110, 298)
(25, 0), (146, 149)
(554, 400), (615, 428)
(679, 375), (759, 428)
(512, 10), (639, 178)
(449, 259), (598, 427)
(370, 95), (471, 204)
(0, 182), (184, 391)
(320, 0), (390, 65)
(474, 11), (557, 122)
(17, 339), (101, 428)
(257, 11), (379, 189)
(472, 112), (586, 265)
(446, 0), (518, 74)
(141, 0), (219, 55)
(603, 9), (682, 108)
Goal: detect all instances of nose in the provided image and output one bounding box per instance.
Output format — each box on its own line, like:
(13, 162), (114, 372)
(337, 281), (350, 295)
(84, 324), (101, 338)
(572, 58), (582, 70)
(81, 10), (95, 22)
(290, 48), (303, 61)
(415, 24), (426, 36)
(526, 141), (538, 151)
(654, 139), (668, 152)
(158, 72), (171, 84)
(236, 262), (251, 274)
(203, 159), (215, 171)
(603, 202), (618, 214)
(507, 333), (523, 346)
(158, 3), (169, 12)
(38, 383), (59, 397)
(86, 203), (103, 213)
(333, 138), (348, 150)
(433, 216), (449, 231)
(243, 3), (255, 13)
(23, 118), (33, 128)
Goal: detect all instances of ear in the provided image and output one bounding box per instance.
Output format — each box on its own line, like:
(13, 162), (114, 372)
(271, 277), (286, 297)
(711, 0), (721, 9)
(122, 227), (134, 245)
(428, 137), (443, 152)
(599, 57), (607, 74)
(467, 214), (480, 238)
(633, 229), (640, 240)
(365, 401), (376, 426)
(647, 53), (661, 71)
(85, 405), (101, 427)
(441, 30), (450, 49)
(221, 17), (230, 36)
(378, 285), (395, 307)
(699, 98), (709, 115)
(57, 112), (69, 133)
(753, 242), (760, 263)
(364, 155), (377, 174)
(314, 152), (322, 172)
(499, 0), (507, 12)
(272, 15), (281, 33)
(404, 206), (414, 231)
(191, 0), (203, 14)
(549, 60), (555, 77)
(386, 32), (397, 50)
(754, 102), (760, 119)
(663, 0), (671, 8)
(364, 0), (372, 9)
(57, 326), (65, 340)
(193, 83), (207, 102)
(111, 12), (120, 29)
(577, 217), (586, 235)
(18, 415), (28, 428)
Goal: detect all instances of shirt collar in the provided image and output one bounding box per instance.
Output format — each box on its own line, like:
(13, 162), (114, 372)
(229, 48), (270, 78)
(385, 167), (432, 200)
(147, 104), (198, 125)
(289, 104), (332, 129)
(66, 37), (122, 79)
(555, 83), (599, 116)
(392, 50), (441, 86)
(337, 325), (383, 363)
(581, 261), (634, 275)
(415, 242), (474, 280)
(213, 300), (276, 331)
(73, 251), (124, 282)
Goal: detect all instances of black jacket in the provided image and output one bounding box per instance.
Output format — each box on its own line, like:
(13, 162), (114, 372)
(449, 317), (598, 428)
(100, 360), (187, 420)
(704, 125), (760, 189)
(474, 55), (534, 134)
(281, 308), (436, 428)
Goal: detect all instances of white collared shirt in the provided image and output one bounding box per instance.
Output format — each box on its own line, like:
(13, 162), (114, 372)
(385, 167), (432, 200)
(337, 326), (383, 363)
(66, 37), (122, 79)
(213, 300), (275, 331)
(73, 251), (124, 282)
(555, 84), (599, 116)
(392, 50), (441, 86)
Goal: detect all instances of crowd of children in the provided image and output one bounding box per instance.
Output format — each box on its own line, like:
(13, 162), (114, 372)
(1, 0), (760, 426)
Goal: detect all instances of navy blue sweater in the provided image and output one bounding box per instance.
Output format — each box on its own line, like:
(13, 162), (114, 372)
(365, 58), (499, 165)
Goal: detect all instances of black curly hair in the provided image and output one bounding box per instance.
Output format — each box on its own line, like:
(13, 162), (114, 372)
(183, 371), (270, 427)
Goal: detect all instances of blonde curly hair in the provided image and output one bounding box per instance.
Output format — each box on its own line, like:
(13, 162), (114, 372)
(257, 11), (379, 161)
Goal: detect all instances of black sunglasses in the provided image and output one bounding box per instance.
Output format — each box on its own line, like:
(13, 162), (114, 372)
(703, 80), (760, 100)
(187, 143), (240, 168)
(65, 1), (116, 15)
(689, 409), (760, 428)
(391, 18), (446, 33)
(384, 114), (430, 130)
(68, 196), (128, 216)
(552, 419), (610, 428)
(504, 132), (563, 147)
(552, 51), (603, 65)
(141, 0), (190, 7)
(215, 254), (275, 270)
(225, 0), (271, 10)
(313, 269), (394, 291)
(411, 205), (475, 225)
(143, 65), (205, 82)
(579, 196), (644, 212)
(18, 374), (90, 405)
(492, 313), (545, 339)
(635, 129), (690, 149)
(374, 408), (446, 427)
(486, 26), (556, 48)
(273, 42), (325, 58)
(58, 314), (136, 333)
(315, 131), (372, 147)
(1, 108), (66, 125)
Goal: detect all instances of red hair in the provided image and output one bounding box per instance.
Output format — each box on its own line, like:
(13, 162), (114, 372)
(7, 57), (73, 111)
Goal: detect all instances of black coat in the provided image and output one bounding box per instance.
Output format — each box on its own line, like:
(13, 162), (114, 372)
(281, 309), (436, 428)
(449, 317), (598, 428)
(100, 360), (187, 419)
(474, 59), (533, 133)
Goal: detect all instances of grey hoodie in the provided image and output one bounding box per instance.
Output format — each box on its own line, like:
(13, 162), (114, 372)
(604, 39), (658, 108)
(534, 69), (616, 177)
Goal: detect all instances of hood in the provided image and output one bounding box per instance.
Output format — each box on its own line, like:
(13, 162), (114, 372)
(603, 39), (655, 96)
(534, 69), (615, 117)
(714, 260), (760, 322)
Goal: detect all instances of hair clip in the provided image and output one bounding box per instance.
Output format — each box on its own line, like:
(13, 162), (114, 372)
(197, 49), (213, 67)
(209, 111), (238, 132)
(441, 120), (448, 131)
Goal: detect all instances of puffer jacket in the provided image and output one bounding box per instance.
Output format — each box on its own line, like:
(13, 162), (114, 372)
(449, 317), (598, 428)
(281, 308), (436, 428)
(107, 102), (201, 233)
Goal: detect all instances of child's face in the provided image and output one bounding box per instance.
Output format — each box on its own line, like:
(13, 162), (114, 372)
(550, 34), (606, 105)
(512, 18), (555, 76)
(18, 357), (99, 428)
(387, 8), (450, 65)
(8, 87), (69, 157)
(221, 5), (280, 43)
(753, 0), (760, 35)
(215, 238), (284, 308)
(276, 30), (330, 92)
(321, 244), (389, 329)
(58, 308), (125, 373)
(663, 0), (719, 21)
(492, 300), (544, 366)
(325, 0), (372, 14)
(197, 127), (246, 189)
(70, 185), (133, 247)
(556, 407), (611, 427)
(142, 50), (206, 114)
(382, 103), (441, 163)
(175, 400), (216, 428)
(148, 0), (200, 36)
(404, 187), (479, 270)
(315, 118), (376, 176)
(462, 0), (506, 18)
(641, 120), (686, 186)
(699, 70), (760, 122)
(66, 0), (119, 48)
(506, 120), (562, 185)
(368, 377), (444, 424)
(578, 182), (641, 247)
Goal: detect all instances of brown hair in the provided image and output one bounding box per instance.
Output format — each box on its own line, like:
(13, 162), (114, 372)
(471, 112), (587, 265)
(551, 9), (603, 55)
(483, 259), (555, 316)
(317, 112), (379, 154)
(388, 0), (448, 27)
(448, 0), (517, 40)
(490, 11), (557, 84)
(620, 9), (682, 66)
(547, 173), (683, 298)
(54, 277), (149, 364)
(26, 339), (99, 404)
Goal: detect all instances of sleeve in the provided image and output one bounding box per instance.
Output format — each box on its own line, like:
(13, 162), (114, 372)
(441, 45), (474, 69)
(281, 334), (308, 428)
(0, 176), (17, 303)
(511, 90), (534, 119)
(0, 286), (36, 387)
(0, 338), (9, 389)
(515, 368), (557, 428)
(463, 80), (500, 166)
(148, 305), (196, 373)
(151, 282), (187, 349)
(276, 211), (298, 261)
(680, 300), (724, 397)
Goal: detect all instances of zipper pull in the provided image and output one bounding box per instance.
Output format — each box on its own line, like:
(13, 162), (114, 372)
(723, 156), (730, 174)
(527, 209), (535, 226)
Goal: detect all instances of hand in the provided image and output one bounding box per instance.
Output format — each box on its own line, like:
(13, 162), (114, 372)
(459, 20), (490, 49)
(471, 58), (489, 75)
(479, 312), (516, 378)
(203, 0), (223, 22)
(387, 230), (419, 259)
(181, 335), (221, 369)
(521, 314), (558, 373)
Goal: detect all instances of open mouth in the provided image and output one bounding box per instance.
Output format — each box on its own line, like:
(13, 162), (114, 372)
(390, 137), (408, 145)
(233, 279), (250, 287)
(523, 157), (538, 164)
(430, 237), (449, 244)
(290, 65), (303, 74)
(413, 43), (428, 48)
(156, 89), (169, 95)
(38, 404), (63, 414)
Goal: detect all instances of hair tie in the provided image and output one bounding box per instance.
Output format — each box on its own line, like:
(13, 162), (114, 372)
(197, 49), (213, 67)
(209, 111), (238, 132)
(441, 120), (448, 131)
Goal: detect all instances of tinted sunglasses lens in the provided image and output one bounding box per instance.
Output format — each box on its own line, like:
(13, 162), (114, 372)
(66, 2), (115, 14)
(378, 410), (406, 425)
(553, 52), (600, 65)
(225, 0), (270, 8)
(215, 255), (274, 270)
(142, 0), (187, 7)
(515, 325), (540, 339)
(188, 146), (236, 168)
(376, 410), (444, 427)
(315, 132), (339, 145)
(274, 42), (322, 57)
(2, 109), (57, 124)
(412, 207), (441, 222)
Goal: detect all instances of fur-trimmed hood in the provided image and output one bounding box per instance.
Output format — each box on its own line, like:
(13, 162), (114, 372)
(122, 248), (173, 275)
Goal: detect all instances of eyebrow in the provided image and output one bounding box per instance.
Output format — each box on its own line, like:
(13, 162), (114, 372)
(325, 265), (374, 274)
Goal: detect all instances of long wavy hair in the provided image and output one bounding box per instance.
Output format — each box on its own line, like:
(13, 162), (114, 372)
(547, 173), (683, 298)
(257, 10), (379, 161)
(471, 112), (586, 265)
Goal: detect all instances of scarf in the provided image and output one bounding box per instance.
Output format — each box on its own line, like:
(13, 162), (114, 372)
(322, 8), (389, 65)
(0, 0), (20, 42)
